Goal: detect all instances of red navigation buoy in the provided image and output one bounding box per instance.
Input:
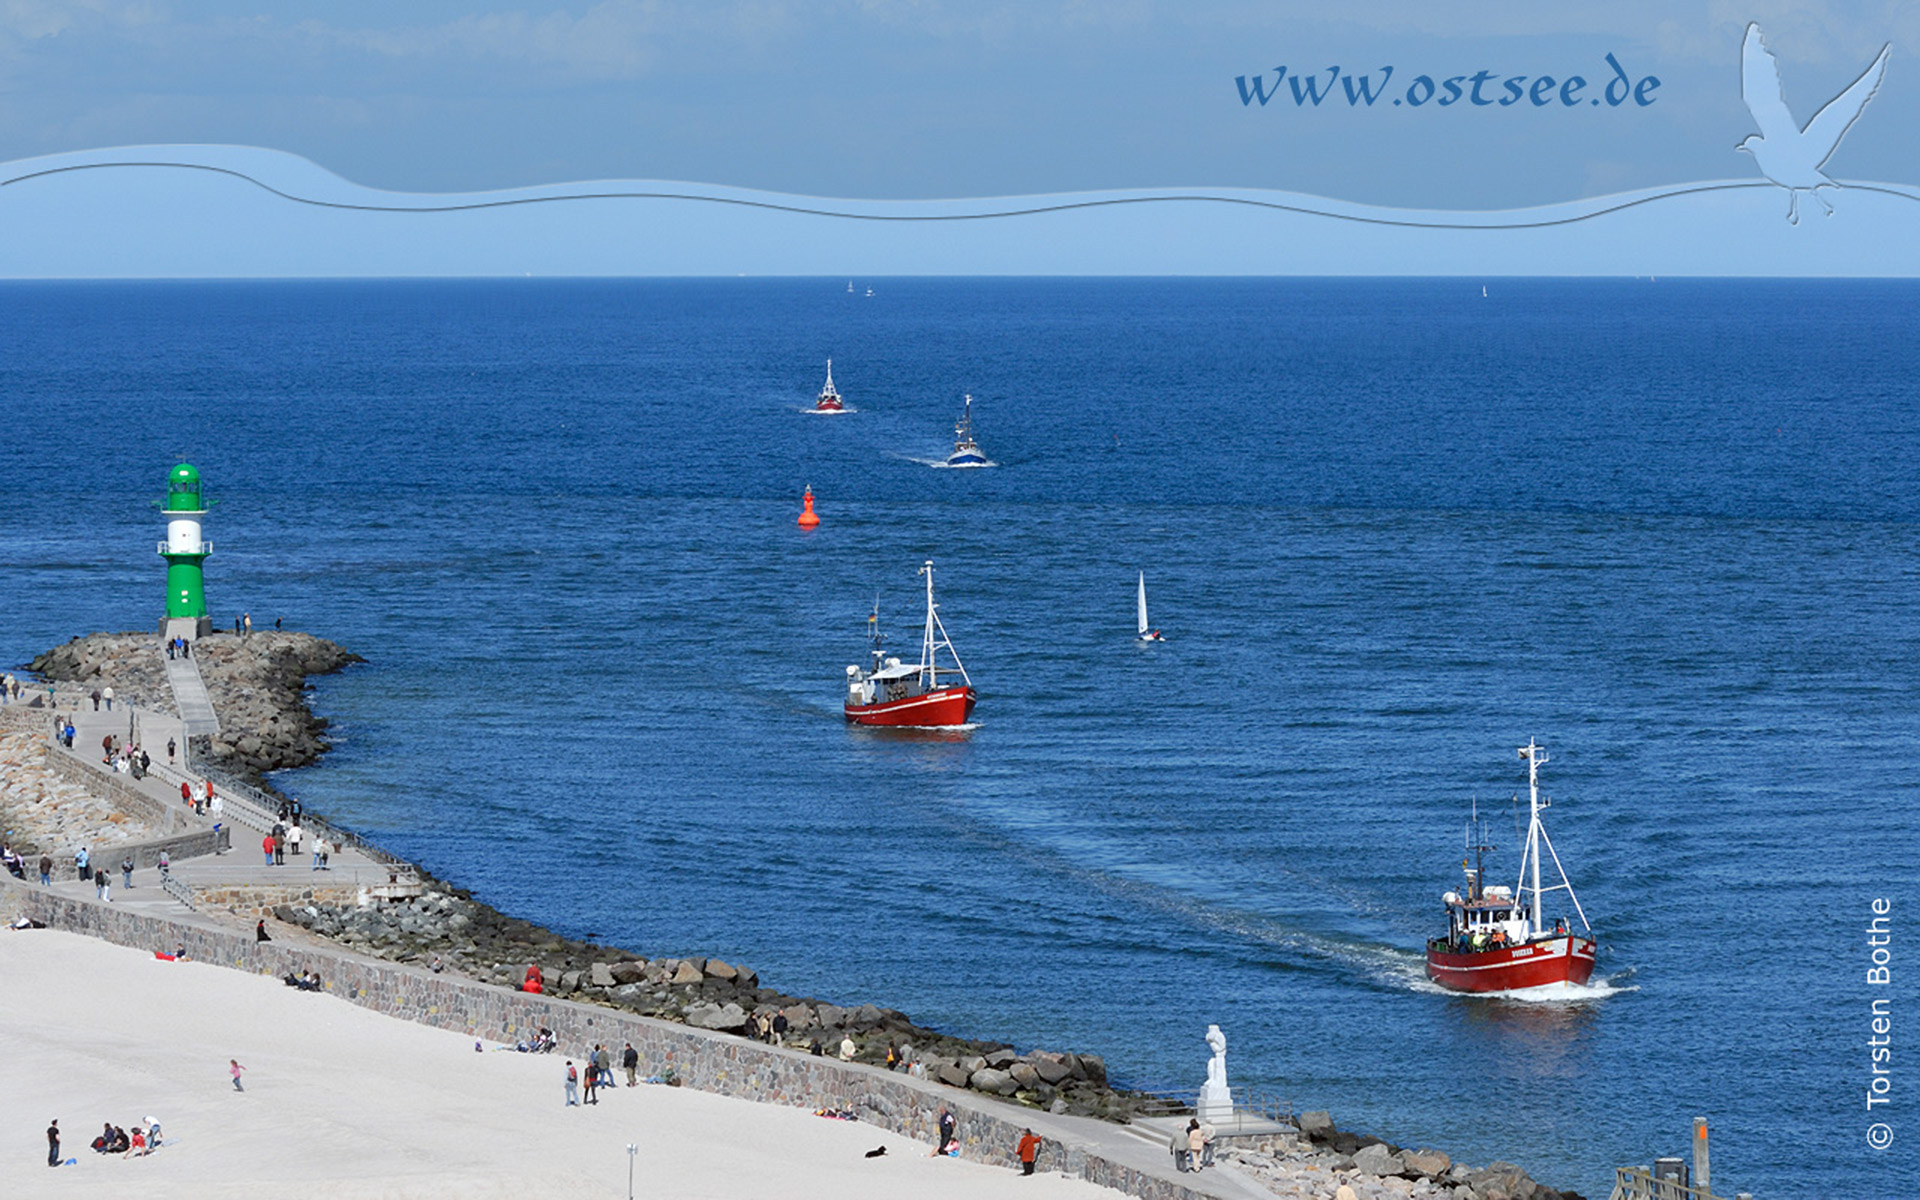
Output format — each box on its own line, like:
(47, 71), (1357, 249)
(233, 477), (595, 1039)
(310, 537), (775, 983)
(797, 485), (820, 528)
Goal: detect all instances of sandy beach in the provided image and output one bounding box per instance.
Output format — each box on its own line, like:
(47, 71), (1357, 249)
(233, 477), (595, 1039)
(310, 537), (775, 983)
(1, 929), (1120, 1199)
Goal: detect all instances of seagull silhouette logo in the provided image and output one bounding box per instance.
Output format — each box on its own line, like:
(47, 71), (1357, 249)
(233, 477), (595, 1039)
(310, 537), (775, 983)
(1738, 23), (1890, 223)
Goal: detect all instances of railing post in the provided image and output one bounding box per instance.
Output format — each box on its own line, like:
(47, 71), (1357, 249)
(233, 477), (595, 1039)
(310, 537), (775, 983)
(1691, 1117), (1709, 1195)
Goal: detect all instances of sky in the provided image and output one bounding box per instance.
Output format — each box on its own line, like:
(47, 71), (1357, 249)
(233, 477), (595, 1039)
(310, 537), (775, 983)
(0, 1), (1914, 208)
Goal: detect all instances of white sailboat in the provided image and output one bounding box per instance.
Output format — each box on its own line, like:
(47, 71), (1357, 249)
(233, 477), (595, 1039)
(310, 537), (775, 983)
(1136, 572), (1164, 642)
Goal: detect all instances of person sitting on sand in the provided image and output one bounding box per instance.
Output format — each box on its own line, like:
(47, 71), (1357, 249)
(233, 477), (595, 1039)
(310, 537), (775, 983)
(111, 1125), (130, 1153)
(124, 1126), (146, 1157)
(91, 1123), (115, 1153)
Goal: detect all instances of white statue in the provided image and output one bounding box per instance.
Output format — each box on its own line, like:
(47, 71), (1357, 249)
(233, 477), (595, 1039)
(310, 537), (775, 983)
(1198, 1023), (1232, 1120)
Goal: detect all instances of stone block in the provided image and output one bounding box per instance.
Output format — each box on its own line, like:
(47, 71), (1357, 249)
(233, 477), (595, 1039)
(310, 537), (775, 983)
(590, 962), (616, 988)
(969, 1066), (1019, 1095)
(1401, 1148), (1452, 1178)
(683, 1001), (748, 1032)
(670, 960), (704, 985)
(1032, 1055), (1073, 1085)
(1353, 1142), (1402, 1178)
(704, 959), (737, 981)
(1298, 1110), (1335, 1140)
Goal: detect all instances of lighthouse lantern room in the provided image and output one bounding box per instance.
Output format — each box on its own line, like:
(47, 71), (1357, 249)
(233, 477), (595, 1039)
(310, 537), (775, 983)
(159, 462), (213, 628)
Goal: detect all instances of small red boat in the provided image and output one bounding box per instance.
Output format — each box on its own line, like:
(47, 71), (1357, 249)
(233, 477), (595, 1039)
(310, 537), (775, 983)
(813, 360), (846, 412)
(1426, 741), (1598, 994)
(845, 561), (976, 727)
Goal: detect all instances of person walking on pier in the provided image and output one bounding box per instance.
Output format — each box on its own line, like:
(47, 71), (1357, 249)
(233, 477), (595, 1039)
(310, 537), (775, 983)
(75, 846), (89, 881)
(94, 866), (109, 901)
(121, 855), (134, 890)
(262, 834), (275, 867)
(39, 853), (52, 886)
(102, 686), (114, 711)
(90, 689), (100, 711)
(167, 737), (176, 765)
(564, 1061), (579, 1106)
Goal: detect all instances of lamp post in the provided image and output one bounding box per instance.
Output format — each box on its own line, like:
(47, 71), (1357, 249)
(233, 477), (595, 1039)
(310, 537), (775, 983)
(626, 1142), (637, 1199)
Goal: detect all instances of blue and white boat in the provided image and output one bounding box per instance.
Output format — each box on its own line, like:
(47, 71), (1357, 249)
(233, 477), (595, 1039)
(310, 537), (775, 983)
(945, 395), (989, 467)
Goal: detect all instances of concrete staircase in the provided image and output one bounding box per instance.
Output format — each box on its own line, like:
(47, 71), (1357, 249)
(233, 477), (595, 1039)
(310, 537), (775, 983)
(162, 618), (221, 736)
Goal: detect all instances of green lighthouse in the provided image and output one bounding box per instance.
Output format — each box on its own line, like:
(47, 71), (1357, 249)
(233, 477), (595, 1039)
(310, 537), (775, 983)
(159, 462), (212, 620)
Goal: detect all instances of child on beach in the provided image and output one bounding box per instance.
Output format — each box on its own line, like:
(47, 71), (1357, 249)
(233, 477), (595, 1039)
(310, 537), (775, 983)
(230, 1059), (246, 1091)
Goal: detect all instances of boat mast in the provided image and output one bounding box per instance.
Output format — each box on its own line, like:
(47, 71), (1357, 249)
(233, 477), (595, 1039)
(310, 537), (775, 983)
(1522, 739), (1546, 933)
(917, 560), (972, 690)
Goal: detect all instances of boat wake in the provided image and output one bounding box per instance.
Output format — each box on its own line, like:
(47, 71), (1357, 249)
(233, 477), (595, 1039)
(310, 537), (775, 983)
(798, 406), (857, 415)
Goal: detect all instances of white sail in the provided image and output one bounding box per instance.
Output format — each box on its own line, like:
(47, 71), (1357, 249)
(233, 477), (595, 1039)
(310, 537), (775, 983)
(1137, 572), (1149, 636)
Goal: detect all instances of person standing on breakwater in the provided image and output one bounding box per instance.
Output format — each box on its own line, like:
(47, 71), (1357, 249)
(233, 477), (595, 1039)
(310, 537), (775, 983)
(262, 834), (274, 867)
(121, 855), (134, 890)
(1017, 1129), (1042, 1176)
(564, 1061), (579, 1106)
(230, 1060), (245, 1091)
(622, 1043), (638, 1086)
(243, 613), (251, 638)
(167, 737), (176, 765)
(1186, 1119), (1206, 1171)
(288, 823), (303, 864)
(94, 866), (110, 901)
(102, 686), (114, 711)
(75, 845), (89, 881)
(39, 853), (52, 886)
(90, 688), (100, 711)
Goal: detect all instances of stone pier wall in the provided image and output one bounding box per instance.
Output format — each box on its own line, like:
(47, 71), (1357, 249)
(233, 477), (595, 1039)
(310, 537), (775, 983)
(40, 749), (227, 867)
(3, 879), (1210, 1200)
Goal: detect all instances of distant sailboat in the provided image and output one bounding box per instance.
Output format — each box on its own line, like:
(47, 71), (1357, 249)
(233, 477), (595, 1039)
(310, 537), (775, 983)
(1136, 572), (1164, 642)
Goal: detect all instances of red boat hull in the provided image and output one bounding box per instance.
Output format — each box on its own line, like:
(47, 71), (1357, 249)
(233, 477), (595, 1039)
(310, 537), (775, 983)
(1425, 935), (1597, 993)
(845, 686), (975, 727)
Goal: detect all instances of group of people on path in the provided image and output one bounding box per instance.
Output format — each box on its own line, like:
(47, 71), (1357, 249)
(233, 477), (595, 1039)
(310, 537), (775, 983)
(563, 1042), (641, 1105)
(0, 672), (24, 701)
(100, 733), (152, 779)
(1168, 1117), (1216, 1172)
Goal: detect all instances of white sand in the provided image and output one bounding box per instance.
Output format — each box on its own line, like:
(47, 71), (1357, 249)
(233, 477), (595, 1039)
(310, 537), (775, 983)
(0, 929), (1118, 1199)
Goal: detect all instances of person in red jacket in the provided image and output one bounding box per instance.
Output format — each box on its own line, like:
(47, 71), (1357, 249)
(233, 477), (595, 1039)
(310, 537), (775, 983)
(261, 834), (275, 867)
(1017, 1129), (1042, 1175)
(522, 965), (544, 994)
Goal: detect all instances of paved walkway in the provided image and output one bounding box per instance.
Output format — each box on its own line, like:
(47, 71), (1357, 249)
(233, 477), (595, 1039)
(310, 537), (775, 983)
(41, 696), (404, 920)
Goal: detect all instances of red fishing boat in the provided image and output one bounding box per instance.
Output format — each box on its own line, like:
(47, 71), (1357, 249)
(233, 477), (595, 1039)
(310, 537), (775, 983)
(1426, 741), (1598, 994)
(844, 561), (976, 727)
(813, 360), (846, 412)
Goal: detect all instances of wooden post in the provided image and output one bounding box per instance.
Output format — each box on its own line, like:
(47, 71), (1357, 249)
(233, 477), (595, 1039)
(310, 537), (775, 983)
(1692, 1117), (1710, 1194)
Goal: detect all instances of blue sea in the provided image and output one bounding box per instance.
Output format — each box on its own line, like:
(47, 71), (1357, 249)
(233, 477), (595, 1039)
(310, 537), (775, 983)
(2, 278), (1915, 1199)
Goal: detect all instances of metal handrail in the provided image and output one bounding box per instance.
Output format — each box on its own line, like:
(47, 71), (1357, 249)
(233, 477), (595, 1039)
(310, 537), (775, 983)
(1609, 1167), (1725, 1200)
(195, 762), (416, 875)
(1131, 1085), (1294, 1127)
(160, 871), (196, 910)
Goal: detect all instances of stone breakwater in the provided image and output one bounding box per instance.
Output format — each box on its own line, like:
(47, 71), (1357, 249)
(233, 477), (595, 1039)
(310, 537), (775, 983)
(28, 629), (363, 783)
(0, 707), (152, 859)
(273, 884), (1134, 1120)
(1217, 1112), (1583, 1200)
